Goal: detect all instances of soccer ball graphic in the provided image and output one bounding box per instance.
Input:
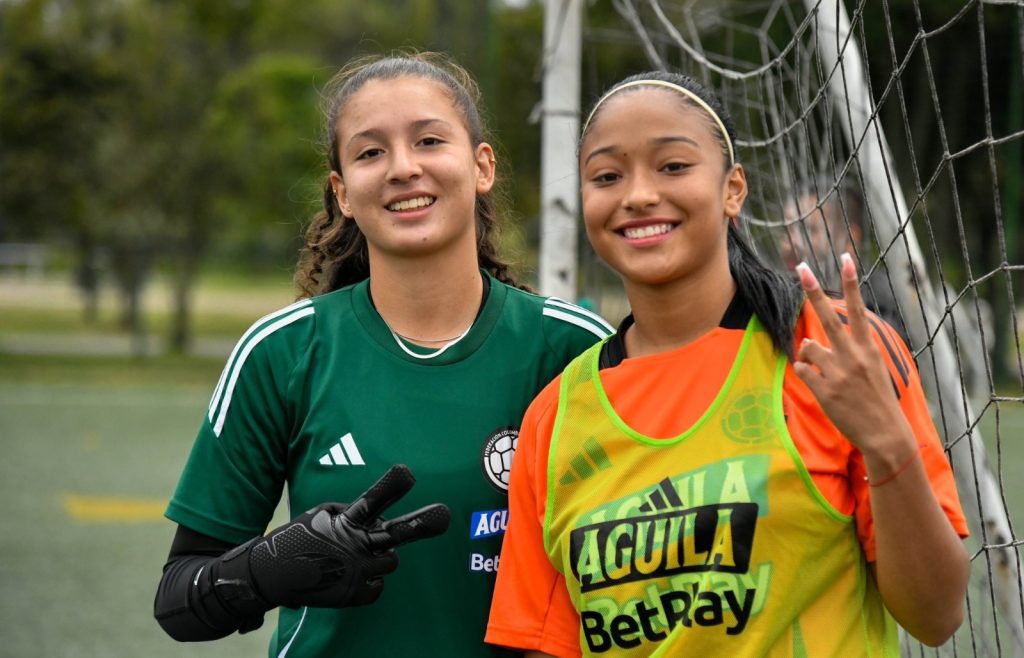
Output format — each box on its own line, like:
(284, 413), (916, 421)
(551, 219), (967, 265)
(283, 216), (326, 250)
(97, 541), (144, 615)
(721, 390), (775, 443)
(482, 427), (518, 492)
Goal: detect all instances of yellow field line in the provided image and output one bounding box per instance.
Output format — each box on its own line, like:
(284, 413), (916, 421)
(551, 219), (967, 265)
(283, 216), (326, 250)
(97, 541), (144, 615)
(63, 493), (166, 523)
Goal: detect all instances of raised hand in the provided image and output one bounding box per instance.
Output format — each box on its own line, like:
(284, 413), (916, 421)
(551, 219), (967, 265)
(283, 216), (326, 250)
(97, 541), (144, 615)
(792, 254), (917, 466)
(343, 463), (453, 553)
(212, 464), (451, 613)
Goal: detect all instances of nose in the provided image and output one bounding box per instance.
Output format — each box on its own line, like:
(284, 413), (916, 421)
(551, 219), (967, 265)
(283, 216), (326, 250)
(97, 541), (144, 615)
(622, 169), (659, 211)
(387, 144), (422, 183)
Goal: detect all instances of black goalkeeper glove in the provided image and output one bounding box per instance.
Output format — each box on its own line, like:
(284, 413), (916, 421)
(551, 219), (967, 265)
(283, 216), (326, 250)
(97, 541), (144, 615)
(210, 464), (450, 624)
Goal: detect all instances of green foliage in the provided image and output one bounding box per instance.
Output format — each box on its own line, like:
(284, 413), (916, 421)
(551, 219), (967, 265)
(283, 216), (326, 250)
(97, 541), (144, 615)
(489, 2), (545, 226)
(0, 0), (551, 282)
(0, 0), (125, 242)
(202, 53), (326, 264)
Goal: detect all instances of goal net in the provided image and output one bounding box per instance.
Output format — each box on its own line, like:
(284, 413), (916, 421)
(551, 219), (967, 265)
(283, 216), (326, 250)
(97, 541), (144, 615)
(578, 0), (1024, 654)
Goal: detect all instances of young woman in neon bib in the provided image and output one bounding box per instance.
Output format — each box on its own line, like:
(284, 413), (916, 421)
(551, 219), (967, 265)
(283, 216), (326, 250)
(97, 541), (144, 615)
(486, 71), (970, 656)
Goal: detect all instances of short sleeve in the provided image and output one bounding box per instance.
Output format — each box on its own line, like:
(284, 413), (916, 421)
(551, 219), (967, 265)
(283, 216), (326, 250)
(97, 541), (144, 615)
(796, 301), (969, 561)
(540, 297), (615, 363)
(165, 305), (313, 544)
(847, 315), (969, 560)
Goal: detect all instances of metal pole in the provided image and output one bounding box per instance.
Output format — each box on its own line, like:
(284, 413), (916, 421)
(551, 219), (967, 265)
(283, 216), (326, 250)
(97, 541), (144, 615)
(539, 0), (582, 299)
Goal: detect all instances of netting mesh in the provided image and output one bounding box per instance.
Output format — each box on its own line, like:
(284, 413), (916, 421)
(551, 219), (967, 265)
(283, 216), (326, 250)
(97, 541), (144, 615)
(580, 0), (1024, 654)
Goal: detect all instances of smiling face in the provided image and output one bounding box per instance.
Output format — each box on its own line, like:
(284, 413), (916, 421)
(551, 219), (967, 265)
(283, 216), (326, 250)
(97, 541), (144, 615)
(579, 88), (747, 290)
(330, 76), (495, 263)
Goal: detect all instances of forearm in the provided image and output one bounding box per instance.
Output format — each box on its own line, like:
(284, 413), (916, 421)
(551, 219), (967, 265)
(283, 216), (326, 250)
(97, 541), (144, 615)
(154, 466), (449, 643)
(867, 441), (969, 645)
(154, 551), (268, 641)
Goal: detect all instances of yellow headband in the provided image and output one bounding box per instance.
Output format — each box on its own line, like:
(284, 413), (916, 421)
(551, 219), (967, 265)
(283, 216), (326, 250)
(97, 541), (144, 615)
(581, 79), (735, 165)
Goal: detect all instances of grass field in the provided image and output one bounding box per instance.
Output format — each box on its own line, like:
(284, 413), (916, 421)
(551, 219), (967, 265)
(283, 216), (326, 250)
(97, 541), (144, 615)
(0, 374), (283, 657)
(0, 274), (293, 657)
(1, 273), (1022, 656)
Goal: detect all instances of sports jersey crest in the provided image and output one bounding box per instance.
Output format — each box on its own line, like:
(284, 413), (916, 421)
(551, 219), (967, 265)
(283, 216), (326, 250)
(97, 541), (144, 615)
(481, 426), (518, 492)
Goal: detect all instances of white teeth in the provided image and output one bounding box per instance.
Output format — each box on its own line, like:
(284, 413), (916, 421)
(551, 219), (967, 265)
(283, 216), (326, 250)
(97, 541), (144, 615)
(387, 196), (435, 211)
(623, 224), (673, 239)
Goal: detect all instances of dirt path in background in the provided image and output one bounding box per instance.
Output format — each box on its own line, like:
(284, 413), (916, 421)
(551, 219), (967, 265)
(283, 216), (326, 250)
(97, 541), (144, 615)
(0, 274), (295, 317)
(0, 275), (295, 358)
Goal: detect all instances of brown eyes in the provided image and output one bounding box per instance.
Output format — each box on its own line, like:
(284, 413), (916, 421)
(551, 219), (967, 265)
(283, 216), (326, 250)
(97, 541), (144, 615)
(353, 137), (445, 162)
(591, 172), (621, 184)
(355, 148), (383, 161)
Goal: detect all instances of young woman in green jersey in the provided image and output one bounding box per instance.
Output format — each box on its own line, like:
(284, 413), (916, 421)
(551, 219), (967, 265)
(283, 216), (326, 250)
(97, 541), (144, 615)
(487, 71), (969, 656)
(154, 52), (613, 656)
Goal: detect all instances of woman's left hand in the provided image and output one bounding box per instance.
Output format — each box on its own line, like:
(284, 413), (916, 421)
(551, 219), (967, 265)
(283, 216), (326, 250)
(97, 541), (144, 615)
(794, 254), (968, 646)
(792, 253), (914, 459)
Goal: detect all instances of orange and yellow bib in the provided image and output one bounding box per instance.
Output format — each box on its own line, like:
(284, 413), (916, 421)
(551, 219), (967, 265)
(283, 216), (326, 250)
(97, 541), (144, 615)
(543, 317), (897, 656)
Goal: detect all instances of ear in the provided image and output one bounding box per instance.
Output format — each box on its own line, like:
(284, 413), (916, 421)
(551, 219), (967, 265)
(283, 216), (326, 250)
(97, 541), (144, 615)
(474, 142), (496, 195)
(722, 163), (748, 219)
(329, 170), (353, 218)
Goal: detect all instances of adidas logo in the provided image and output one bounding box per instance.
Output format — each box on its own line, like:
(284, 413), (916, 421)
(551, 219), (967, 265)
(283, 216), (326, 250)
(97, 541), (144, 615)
(637, 477), (684, 513)
(318, 433), (365, 466)
(559, 437), (611, 485)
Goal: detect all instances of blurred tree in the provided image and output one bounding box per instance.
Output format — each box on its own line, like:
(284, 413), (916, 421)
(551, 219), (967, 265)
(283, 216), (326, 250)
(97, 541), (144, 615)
(4, 0), (1015, 363)
(201, 53), (324, 271)
(0, 0), (126, 319)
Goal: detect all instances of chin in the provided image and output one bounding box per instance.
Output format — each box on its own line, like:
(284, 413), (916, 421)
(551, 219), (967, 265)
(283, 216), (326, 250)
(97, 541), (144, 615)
(601, 256), (678, 286)
(616, 268), (680, 288)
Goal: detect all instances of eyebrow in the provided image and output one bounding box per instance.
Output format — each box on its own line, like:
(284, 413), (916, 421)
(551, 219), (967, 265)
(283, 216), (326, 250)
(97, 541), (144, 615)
(583, 135), (701, 165)
(346, 118), (454, 148)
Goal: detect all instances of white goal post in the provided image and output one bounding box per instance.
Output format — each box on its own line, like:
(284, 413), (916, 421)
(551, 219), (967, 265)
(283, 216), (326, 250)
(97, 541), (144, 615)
(810, 1), (1024, 651)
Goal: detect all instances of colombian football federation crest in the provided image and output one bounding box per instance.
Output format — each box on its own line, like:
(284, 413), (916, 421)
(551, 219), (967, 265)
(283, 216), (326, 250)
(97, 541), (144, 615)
(721, 388), (776, 444)
(481, 426), (518, 492)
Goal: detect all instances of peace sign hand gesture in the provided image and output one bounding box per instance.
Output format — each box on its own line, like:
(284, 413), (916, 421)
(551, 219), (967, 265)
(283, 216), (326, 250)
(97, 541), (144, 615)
(792, 253), (918, 478)
(212, 464), (451, 617)
(792, 254), (970, 644)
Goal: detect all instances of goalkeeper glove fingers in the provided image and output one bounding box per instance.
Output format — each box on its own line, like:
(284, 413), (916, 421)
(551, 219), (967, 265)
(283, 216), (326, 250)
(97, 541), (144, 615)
(210, 464), (450, 620)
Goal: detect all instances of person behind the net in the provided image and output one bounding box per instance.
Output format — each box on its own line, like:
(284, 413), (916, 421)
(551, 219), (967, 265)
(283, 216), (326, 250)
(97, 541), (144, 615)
(152, 52), (613, 657)
(780, 178), (911, 346)
(485, 70), (969, 657)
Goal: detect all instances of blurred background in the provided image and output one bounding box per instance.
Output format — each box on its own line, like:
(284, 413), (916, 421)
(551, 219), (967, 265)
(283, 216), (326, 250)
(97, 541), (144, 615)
(0, 0), (1021, 655)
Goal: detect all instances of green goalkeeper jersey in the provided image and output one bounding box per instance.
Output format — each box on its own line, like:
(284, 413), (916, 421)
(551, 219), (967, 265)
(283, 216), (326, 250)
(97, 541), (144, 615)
(166, 272), (612, 657)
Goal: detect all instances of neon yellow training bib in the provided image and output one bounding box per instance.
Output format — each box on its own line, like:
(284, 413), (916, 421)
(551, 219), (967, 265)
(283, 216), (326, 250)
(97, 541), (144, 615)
(544, 317), (897, 656)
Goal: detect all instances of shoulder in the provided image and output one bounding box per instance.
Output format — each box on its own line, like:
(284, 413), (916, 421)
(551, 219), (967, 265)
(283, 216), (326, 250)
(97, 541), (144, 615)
(206, 298), (319, 437)
(495, 282), (614, 349)
(501, 285), (614, 340)
(232, 297), (319, 358)
(541, 296), (616, 342)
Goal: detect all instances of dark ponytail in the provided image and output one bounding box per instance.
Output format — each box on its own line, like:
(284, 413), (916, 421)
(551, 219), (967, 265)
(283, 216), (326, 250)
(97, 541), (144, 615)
(728, 224), (803, 359)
